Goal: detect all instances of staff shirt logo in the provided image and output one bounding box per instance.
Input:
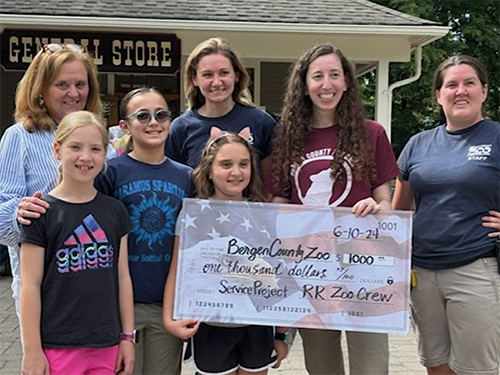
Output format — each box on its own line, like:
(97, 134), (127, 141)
(467, 144), (491, 161)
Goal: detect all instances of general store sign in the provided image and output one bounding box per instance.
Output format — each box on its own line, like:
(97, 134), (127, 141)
(1, 29), (181, 74)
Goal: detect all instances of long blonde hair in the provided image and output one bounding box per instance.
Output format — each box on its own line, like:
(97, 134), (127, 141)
(15, 47), (102, 132)
(184, 37), (255, 110)
(54, 111), (108, 185)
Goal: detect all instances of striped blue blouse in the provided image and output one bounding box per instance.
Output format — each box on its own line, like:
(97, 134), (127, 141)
(0, 123), (58, 246)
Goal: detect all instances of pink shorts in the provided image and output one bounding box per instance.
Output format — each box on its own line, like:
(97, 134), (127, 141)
(44, 345), (119, 375)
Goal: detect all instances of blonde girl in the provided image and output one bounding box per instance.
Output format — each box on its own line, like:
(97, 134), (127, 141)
(163, 128), (288, 375)
(20, 111), (134, 375)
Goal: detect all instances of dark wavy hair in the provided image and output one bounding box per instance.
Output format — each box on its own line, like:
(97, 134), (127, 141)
(271, 44), (376, 194)
(193, 132), (265, 202)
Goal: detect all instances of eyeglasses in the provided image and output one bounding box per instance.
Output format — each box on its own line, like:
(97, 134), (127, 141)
(43, 43), (83, 53)
(124, 109), (172, 124)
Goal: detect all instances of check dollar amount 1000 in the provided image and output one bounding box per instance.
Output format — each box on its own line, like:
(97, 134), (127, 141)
(174, 199), (412, 334)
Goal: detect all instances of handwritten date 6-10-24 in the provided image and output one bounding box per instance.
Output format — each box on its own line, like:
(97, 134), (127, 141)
(333, 221), (398, 240)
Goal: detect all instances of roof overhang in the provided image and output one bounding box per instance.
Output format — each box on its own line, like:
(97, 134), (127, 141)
(0, 14), (449, 64)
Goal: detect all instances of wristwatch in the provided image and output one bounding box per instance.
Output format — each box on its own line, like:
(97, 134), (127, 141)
(121, 330), (137, 344)
(274, 331), (291, 345)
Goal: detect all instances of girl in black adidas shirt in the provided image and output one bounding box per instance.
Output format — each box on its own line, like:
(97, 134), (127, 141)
(20, 111), (135, 375)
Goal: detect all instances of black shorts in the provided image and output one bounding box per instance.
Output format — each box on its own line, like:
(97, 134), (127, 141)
(185, 323), (277, 374)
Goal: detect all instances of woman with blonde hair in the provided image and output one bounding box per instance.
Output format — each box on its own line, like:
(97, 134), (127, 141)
(165, 37), (275, 170)
(0, 43), (102, 319)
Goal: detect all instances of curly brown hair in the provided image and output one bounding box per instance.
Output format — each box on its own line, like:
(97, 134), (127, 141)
(271, 44), (376, 195)
(193, 132), (265, 202)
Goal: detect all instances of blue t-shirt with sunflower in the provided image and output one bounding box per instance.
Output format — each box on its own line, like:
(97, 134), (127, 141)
(95, 154), (193, 304)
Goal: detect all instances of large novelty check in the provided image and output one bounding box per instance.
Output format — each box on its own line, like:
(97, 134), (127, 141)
(174, 199), (412, 334)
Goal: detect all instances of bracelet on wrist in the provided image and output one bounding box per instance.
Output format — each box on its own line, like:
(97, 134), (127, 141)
(274, 331), (292, 345)
(121, 330), (137, 344)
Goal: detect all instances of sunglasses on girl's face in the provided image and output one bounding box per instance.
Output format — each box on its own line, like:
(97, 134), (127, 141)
(43, 43), (83, 53)
(124, 109), (172, 124)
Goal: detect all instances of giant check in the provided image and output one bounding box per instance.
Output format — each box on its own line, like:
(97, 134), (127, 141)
(174, 198), (412, 334)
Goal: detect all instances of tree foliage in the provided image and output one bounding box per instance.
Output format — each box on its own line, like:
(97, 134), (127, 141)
(364, 0), (499, 155)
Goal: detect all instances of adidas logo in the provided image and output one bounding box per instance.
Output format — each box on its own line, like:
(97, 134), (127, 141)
(56, 214), (114, 274)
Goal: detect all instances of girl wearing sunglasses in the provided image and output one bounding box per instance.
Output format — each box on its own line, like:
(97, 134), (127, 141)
(95, 87), (193, 375)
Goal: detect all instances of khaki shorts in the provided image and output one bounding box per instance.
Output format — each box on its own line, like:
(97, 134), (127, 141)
(411, 257), (500, 375)
(133, 303), (183, 375)
(299, 328), (388, 375)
